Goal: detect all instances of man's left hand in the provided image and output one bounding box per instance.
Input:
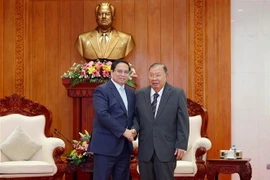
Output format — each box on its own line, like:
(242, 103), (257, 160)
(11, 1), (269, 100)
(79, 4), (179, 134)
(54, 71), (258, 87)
(174, 149), (185, 160)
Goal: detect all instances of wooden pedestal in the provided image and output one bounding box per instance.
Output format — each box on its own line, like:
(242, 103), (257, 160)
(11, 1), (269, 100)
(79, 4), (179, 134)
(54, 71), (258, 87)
(62, 78), (101, 139)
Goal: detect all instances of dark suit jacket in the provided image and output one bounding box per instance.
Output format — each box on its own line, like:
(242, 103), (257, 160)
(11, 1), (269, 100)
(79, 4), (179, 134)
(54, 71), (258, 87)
(75, 28), (135, 61)
(88, 80), (136, 156)
(133, 83), (189, 162)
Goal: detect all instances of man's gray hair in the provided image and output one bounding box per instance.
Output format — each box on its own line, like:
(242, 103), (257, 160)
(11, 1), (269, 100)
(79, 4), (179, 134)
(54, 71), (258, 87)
(149, 63), (168, 73)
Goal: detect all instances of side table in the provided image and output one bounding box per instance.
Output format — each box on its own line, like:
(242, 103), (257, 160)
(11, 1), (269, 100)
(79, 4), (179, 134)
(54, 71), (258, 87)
(65, 158), (94, 180)
(207, 158), (252, 180)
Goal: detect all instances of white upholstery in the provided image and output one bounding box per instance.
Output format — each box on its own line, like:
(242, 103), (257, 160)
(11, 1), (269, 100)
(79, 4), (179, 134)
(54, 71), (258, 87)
(0, 161), (53, 175)
(1, 126), (42, 161)
(0, 114), (65, 177)
(132, 115), (212, 177)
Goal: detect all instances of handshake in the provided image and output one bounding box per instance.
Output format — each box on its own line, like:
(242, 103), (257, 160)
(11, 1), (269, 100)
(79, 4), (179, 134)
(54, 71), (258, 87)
(123, 129), (137, 142)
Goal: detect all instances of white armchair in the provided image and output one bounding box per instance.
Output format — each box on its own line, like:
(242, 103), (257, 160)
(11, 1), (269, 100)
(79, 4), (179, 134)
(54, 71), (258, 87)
(130, 98), (212, 180)
(0, 94), (65, 180)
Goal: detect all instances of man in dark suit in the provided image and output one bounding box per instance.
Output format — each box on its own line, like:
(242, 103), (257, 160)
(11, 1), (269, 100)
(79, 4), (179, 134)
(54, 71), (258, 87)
(132, 63), (190, 180)
(75, 2), (135, 61)
(88, 59), (136, 180)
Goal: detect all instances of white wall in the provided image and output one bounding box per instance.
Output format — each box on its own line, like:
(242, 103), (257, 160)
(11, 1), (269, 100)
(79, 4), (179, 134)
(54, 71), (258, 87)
(231, 0), (270, 179)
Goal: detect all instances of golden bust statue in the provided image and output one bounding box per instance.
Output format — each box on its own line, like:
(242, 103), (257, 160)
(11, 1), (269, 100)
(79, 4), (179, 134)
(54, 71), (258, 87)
(75, 2), (135, 61)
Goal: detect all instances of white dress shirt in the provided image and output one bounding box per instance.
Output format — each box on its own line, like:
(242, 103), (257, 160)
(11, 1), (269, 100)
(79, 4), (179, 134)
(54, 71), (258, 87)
(111, 79), (128, 111)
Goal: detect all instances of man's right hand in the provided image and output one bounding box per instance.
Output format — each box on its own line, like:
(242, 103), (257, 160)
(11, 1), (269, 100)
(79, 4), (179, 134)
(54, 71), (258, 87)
(123, 129), (134, 141)
(123, 129), (137, 141)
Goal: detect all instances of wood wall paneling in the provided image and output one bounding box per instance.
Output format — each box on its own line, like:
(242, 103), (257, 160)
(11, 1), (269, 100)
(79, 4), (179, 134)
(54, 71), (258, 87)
(83, 1), (97, 33)
(45, 0), (59, 134)
(71, 1), (84, 63)
(24, 0), (31, 98)
(30, 0), (46, 103)
(205, 0), (231, 152)
(111, 1), (122, 31)
(0, 0), (3, 97)
(160, 0), (174, 84)
(3, 0), (16, 95)
(205, 0), (231, 179)
(187, 0), (195, 99)
(173, 0), (188, 91)
(122, 0), (135, 65)
(134, 0), (148, 89)
(147, 0), (161, 66)
(58, 0), (73, 148)
(1, 2), (232, 178)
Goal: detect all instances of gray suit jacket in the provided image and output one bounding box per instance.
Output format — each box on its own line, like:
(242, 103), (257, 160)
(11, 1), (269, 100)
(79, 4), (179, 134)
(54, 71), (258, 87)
(133, 83), (189, 162)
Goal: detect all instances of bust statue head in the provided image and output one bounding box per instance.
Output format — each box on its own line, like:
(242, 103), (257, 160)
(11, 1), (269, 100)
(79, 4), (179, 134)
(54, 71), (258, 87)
(95, 3), (115, 32)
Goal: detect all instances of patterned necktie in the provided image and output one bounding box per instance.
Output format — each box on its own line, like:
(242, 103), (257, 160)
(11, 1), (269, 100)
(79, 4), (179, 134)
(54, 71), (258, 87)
(119, 87), (128, 111)
(151, 93), (159, 117)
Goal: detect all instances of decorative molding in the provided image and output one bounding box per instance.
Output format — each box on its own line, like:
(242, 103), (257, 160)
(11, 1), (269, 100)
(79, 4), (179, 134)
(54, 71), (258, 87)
(15, 0), (25, 95)
(194, 0), (204, 105)
(62, 79), (98, 98)
(68, 89), (95, 97)
(0, 93), (52, 137)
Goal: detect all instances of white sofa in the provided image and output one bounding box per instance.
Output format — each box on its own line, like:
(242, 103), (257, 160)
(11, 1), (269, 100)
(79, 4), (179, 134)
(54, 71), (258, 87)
(0, 94), (65, 180)
(130, 98), (212, 180)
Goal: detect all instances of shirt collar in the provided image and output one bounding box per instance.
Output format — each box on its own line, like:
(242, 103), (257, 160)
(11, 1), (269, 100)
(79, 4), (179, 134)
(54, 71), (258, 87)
(96, 27), (112, 34)
(111, 79), (125, 90)
(150, 87), (164, 97)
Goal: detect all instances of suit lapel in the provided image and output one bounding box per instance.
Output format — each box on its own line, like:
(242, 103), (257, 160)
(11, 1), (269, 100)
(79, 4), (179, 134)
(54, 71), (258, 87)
(86, 30), (101, 58)
(155, 83), (171, 120)
(126, 87), (132, 114)
(109, 81), (128, 115)
(143, 87), (154, 119)
(106, 29), (119, 57)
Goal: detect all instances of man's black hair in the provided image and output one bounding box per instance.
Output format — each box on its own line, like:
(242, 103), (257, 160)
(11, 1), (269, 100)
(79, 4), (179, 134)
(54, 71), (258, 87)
(111, 59), (131, 71)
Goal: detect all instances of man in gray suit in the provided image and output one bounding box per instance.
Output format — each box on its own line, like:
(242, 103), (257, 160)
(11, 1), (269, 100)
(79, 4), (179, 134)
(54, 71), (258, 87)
(132, 63), (189, 180)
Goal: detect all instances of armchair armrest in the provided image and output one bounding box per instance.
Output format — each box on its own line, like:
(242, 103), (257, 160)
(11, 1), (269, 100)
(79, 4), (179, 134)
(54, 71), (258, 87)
(192, 138), (211, 178)
(193, 138), (211, 160)
(193, 137), (212, 151)
(186, 138), (211, 163)
(41, 137), (65, 174)
(180, 138), (211, 178)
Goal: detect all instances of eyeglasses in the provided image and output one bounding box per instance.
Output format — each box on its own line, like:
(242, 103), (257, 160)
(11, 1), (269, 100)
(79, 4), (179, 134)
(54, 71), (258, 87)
(148, 74), (164, 79)
(115, 69), (129, 75)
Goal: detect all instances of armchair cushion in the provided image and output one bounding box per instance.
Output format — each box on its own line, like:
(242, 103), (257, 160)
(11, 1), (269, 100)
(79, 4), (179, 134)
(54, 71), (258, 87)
(0, 161), (53, 174)
(1, 126), (42, 161)
(175, 161), (194, 173)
